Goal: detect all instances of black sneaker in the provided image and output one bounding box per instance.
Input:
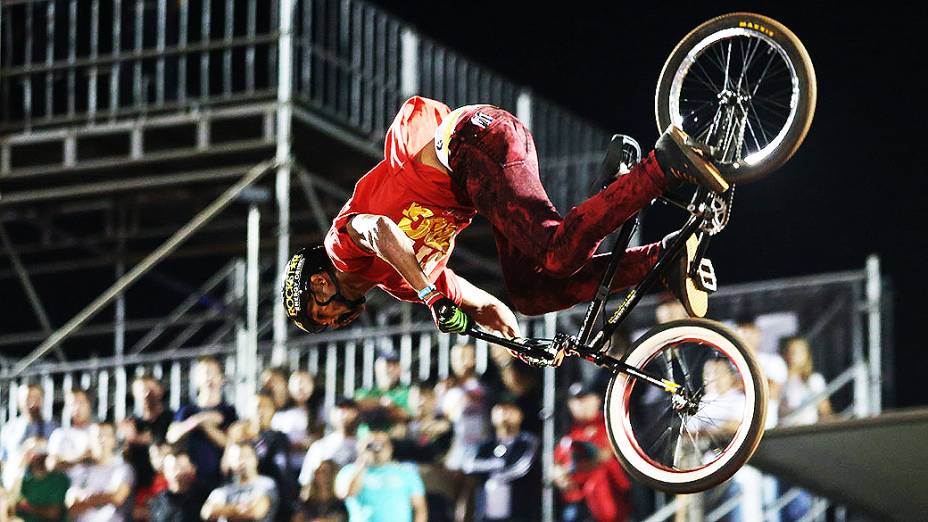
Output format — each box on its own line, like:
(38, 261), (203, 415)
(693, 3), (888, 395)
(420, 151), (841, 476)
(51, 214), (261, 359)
(655, 125), (730, 193)
(593, 134), (641, 193)
(661, 231), (709, 318)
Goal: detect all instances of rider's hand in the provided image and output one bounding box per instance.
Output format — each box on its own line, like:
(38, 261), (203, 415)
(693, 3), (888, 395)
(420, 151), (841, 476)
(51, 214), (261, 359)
(426, 293), (472, 334)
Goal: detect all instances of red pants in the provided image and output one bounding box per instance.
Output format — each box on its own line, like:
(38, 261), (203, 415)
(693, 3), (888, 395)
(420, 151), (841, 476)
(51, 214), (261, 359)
(447, 106), (669, 315)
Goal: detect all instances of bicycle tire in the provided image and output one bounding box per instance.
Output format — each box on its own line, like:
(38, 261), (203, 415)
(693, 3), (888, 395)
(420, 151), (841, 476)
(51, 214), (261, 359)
(604, 318), (768, 493)
(655, 13), (817, 183)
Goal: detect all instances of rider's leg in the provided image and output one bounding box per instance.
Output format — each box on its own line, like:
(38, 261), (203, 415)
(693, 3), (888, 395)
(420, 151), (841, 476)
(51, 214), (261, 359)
(491, 228), (662, 316)
(448, 107), (672, 279)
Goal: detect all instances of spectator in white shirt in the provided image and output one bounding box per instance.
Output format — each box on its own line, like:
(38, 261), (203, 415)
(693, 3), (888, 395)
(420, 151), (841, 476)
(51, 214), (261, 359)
(736, 318), (788, 428)
(272, 371), (323, 477)
(779, 336), (834, 426)
(0, 384), (57, 490)
(438, 343), (491, 471)
(48, 388), (94, 476)
(298, 398), (360, 490)
(65, 422), (135, 522)
(201, 442), (278, 522)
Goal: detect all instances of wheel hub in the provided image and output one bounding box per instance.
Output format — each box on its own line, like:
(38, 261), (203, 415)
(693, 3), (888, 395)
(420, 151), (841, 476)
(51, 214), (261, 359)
(717, 89), (751, 109)
(672, 389), (702, 416)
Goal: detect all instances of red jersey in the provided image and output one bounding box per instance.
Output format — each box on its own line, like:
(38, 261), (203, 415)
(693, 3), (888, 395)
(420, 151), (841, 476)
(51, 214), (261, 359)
(325, 96), (477, 304)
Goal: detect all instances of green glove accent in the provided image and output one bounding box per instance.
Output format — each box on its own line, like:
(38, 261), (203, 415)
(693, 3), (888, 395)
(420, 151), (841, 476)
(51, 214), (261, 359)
(440, 306), (470, 334)
(430, 297), (472, 334)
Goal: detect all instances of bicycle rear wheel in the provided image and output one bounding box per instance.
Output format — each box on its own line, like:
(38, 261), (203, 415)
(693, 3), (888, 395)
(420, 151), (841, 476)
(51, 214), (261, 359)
(655, 12), (817, 183)
(604, 319), (767, 493)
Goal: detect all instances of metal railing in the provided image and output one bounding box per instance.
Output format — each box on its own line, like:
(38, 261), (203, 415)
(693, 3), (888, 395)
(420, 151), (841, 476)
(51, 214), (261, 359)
(0, 258), (887, 522)
(1, 0), (279, 128)
(0, 316), (549, 422)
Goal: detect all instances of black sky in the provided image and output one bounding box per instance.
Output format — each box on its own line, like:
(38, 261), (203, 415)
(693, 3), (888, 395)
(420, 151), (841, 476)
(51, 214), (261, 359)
(369, 1), (928, 407)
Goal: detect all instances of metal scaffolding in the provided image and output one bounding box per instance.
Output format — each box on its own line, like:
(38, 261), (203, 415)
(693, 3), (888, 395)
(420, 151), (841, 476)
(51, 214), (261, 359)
(0, 0), (612, 370)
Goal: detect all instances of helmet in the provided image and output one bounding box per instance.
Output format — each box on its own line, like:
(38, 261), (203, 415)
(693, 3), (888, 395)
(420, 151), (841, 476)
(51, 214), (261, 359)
(282, 246), (332, 334)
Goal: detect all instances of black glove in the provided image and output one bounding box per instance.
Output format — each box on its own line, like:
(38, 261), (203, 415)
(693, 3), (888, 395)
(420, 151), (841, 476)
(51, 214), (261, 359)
(428, 296), (472, 334)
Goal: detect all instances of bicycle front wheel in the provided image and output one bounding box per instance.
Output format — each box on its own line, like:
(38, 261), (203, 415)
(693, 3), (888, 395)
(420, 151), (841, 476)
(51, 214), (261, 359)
(604, 319), (767, 493)
(655, 12), (817, 183)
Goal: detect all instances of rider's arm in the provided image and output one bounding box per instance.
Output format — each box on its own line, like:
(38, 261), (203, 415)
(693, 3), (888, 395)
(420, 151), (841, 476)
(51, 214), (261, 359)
(456, 275), (521, 338)
(346, 214), (432, 293)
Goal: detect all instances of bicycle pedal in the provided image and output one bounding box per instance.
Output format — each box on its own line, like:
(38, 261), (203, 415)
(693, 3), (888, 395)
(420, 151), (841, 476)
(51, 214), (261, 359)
(691, 258), (718, 293)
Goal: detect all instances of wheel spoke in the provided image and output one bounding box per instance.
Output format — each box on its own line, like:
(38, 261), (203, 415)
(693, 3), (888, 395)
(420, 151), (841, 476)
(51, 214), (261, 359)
(692, 59), (722, 93)
(740, 37), (763, 85)
(642, 345), (743, 470)
(674, 414), (690, 468)
(755, 62), (791, 82)
(692, 416), (732, 451)
(686, 71), (724, 94)
(750, 48), (781, 97)
(647, 421), (676, 460)
(636, 400), (678, 446)
(682, 100), (716, 124)
(724, 40), (733, 91)
(752, 95), (792, 111)
(662, 351), (675, 384)
(745, 115), (765, 153)
(747, 102), (770, 148)
(703, 41), (730, 77)
(750, 102), (791, 127)
(681, 414), (703, 455)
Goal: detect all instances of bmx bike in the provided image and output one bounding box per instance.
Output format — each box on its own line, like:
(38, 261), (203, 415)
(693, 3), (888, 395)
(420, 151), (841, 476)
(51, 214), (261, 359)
(465, 12), (816, 493)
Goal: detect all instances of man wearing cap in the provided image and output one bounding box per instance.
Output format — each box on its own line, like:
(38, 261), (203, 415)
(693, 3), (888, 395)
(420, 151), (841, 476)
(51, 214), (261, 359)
(281, 96), (723, 366)
(461, 400), (541, 522)
(553, 382), (631, 522)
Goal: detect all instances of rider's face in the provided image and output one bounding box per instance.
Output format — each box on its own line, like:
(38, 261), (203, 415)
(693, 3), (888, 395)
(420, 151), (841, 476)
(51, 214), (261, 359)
(307, 272), (365, 329)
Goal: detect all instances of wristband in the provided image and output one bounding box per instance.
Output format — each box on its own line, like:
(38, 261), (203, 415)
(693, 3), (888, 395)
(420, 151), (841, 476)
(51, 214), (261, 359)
(423, 292), (443, 308)
(417, 284), (437, 301)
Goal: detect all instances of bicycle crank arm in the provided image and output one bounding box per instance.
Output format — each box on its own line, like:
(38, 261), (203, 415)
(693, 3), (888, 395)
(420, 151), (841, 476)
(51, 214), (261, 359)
(465, 327), (567, 366)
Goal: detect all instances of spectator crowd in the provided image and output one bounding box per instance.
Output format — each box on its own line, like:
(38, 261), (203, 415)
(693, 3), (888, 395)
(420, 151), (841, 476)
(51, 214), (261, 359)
(0, 305), (834, 522)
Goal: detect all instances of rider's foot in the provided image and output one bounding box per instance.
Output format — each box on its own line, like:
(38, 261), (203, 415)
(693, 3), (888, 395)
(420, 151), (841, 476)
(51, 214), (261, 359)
(595, 134), (640, 191)
(661, 231), (709, 318)
(655, 125), (730, 193)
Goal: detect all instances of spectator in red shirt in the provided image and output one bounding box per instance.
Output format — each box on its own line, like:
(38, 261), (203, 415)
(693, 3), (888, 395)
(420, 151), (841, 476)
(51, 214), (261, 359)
(553, 382), (631, 522)
(282, 96), (724, 364)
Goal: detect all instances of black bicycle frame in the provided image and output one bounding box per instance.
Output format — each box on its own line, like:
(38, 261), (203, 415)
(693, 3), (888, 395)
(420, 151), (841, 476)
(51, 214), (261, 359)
(465, 187), (715, 392)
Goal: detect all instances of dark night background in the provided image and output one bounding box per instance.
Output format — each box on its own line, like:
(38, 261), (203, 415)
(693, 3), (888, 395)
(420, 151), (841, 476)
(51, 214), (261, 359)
(368, 1), (928, 407)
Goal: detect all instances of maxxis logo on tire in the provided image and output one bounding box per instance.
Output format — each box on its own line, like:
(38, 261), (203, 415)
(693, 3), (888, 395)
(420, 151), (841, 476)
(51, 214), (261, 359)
(738, 20), (775, 38)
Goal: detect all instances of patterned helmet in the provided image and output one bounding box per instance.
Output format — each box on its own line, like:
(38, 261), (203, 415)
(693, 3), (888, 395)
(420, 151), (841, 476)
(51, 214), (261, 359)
(281, 245), (331, 333)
